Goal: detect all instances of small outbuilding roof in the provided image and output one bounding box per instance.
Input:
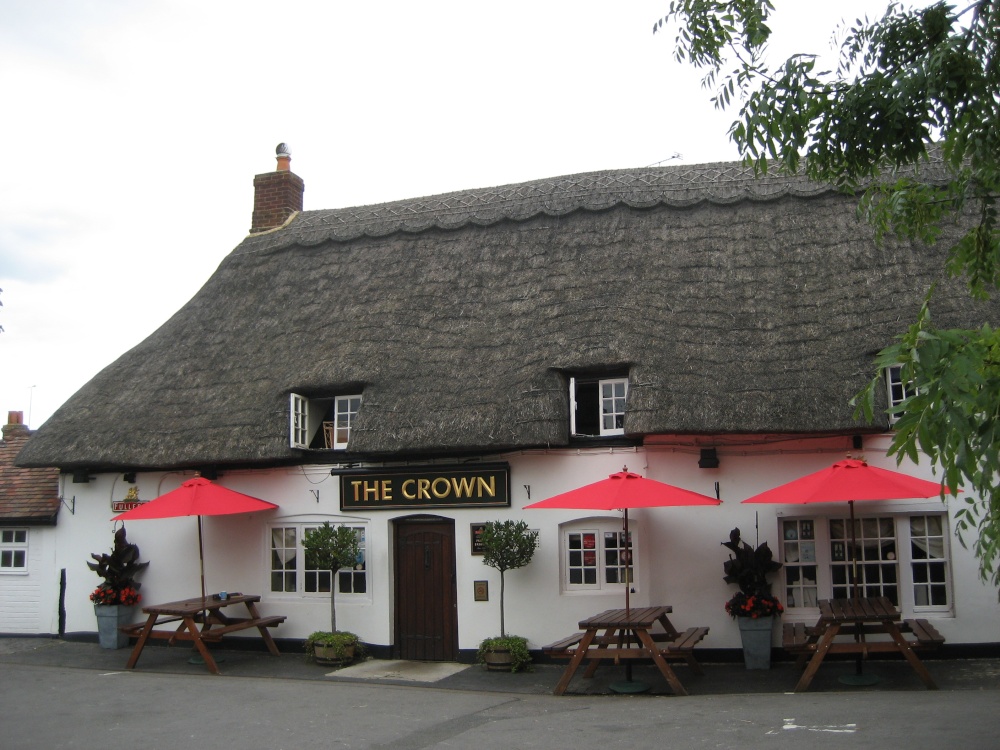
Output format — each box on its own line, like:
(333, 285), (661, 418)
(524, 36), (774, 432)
(1, 415), (59, 524)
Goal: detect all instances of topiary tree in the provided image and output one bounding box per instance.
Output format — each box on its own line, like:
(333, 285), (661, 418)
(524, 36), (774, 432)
(302, 521), (360, 633)
(479, 520), (539, 637)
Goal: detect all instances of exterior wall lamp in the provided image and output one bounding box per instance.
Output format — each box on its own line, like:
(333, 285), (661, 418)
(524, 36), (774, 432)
(698, 448), (719, 469)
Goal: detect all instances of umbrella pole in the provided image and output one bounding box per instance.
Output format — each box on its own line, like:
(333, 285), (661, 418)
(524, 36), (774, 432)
(624, 509), (631, 680)
(189, 515), (223, 666)
(839, 499), (877, 685)
(610, 509), (648, 694)
(198, 515), (207, 604)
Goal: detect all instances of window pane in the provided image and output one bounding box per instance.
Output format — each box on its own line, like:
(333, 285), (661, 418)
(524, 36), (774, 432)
(782, 519), (818, 609)
(829, 516), (898, 604)
(566, 531), (599, 588)
(910, 514), (949, 608)
(564, 525), (634, 591)
(598, 378), (627, 434)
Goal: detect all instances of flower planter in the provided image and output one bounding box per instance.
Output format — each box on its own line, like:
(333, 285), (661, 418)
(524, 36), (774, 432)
(94, 604), (135, 649)
(313, 643), (355, 666)
(482, 648), (515, 672)
(737, 615), (775, 669)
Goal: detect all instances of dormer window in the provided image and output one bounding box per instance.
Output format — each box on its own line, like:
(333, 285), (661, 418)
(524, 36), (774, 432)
(885, 365), (913, 423)
(290, 394), (310, 448)
(330, 395), (361, 449)
(290, 393), (363, 450)
(569, 375), (628, 437)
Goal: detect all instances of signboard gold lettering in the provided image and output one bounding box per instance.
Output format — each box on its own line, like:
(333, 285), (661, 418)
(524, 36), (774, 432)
(340, 465), (509, 510)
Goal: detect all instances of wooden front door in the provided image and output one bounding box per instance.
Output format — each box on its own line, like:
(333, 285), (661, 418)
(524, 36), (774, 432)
(394, 518), (458, 661)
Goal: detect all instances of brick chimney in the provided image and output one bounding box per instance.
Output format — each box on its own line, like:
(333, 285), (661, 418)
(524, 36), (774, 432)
(3, 411), (30, 441)
(250, 143), (304, 233)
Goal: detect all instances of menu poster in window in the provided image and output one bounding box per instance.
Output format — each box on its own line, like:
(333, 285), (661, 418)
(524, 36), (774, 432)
(471, 523), (486, 555)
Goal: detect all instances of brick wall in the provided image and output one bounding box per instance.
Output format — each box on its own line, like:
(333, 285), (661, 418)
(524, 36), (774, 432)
(250, 171), (304, 233)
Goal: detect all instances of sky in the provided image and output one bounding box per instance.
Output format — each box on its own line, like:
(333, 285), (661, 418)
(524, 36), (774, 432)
(1, 0), (898, 429)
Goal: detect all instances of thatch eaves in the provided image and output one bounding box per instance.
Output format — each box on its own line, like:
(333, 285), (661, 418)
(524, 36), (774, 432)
(16, 156), (998, 472)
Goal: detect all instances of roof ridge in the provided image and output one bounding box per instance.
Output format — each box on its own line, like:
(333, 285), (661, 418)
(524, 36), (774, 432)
(234, 154), (951, 253)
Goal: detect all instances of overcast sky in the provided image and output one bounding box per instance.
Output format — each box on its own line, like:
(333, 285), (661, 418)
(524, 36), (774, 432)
(1, 0), (899, 428)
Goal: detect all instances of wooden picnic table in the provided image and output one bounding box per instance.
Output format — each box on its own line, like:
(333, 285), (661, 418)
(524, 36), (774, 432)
(544, 606), (709, 696)
(790, 596), (941, 691)
(123, 593), (286, 675)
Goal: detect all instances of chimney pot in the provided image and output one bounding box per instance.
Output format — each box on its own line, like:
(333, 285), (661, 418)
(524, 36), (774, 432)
(276, 142), (292, 172)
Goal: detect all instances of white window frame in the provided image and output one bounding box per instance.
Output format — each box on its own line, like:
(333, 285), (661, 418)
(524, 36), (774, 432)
(778, 511), (951, 616)
(333, 395), (362, 450)
(569, 376), (629, 437)
(290, 393), (363, 450)
(290, 393), (309, 448)
(0, 528), (28, 572)
(561, 520), (636, 593)
(885, 365), (914, 423)
(269, 522), (369, 598)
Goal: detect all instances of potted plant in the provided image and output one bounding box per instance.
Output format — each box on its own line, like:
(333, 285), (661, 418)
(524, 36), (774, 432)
(477, 519), (539, 672)
(722, 527), (784, 669)
(301, 521), (362, 665)
(305, 630), (365, 666)
(87, 525), (149, 649)
(476, 634), (532, 673)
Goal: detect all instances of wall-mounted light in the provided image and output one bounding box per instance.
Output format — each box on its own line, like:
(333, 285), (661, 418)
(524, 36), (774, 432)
(123, 472), (137, 483)
(71, 469), (92, 484)
(852, 435), (864, 451)
(698, 448), (719, 469)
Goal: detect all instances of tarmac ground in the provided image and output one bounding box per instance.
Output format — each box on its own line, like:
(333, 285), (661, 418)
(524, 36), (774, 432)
(3, 635), (998, 695)
(2, 637), (999, 749)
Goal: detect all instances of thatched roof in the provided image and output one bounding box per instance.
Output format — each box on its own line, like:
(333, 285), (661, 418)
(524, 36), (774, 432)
(17, 156), (1000, 471)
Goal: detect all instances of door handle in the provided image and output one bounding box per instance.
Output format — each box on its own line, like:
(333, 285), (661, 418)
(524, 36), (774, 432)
(424, 545), (431, 569)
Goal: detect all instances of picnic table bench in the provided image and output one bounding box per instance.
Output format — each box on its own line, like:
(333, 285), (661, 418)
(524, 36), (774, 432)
(543, 606), (709, 695)
(783, 617), (945, 659)
(122, 593), (286, 674)
(783, 596), (943, 691)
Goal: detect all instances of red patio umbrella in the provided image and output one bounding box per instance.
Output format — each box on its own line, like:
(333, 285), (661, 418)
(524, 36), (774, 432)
(742, 458), (947, 598)
(742, 457), (948, 683)
(113, 477), (278, 602)
(525, 467), (720, 615)
(526, 466), (720, 691)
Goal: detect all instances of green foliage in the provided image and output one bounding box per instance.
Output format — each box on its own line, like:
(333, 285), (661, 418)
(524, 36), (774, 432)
(658, 1), (1000, 592)
(479, 520), (539, 637)
(854, 299), (1000, 586)
(476, 634), (532, 673)
(722, 527), (783, 618)
(88, 525), (149, 598)
(722, 527), (782, 597)
(480, 520), (539, 573)
(301, 522), (361, 632)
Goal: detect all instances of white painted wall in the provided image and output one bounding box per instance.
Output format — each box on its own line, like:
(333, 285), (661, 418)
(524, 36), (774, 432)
(0, 524), (60, 634)
(51, 439), (1000, 652)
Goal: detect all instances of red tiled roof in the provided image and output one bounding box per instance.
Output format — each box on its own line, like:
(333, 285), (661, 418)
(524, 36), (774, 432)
(0, 422), (59, 524)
